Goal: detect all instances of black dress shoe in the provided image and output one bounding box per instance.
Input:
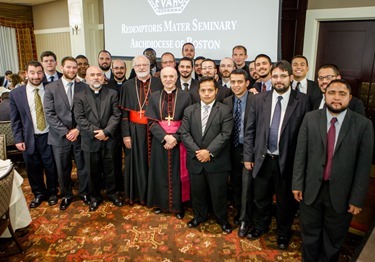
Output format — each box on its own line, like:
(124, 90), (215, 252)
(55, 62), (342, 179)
(187, 219), (202, 228)
(89, 201), (101, 211)
(221, 223), (233, 234)
(108, 195), (123, 207)
(237, 222), (249, 238)
(29, 196), (46, 208)
(153, 208), (163, 214)
(247, 228), (265, 240)
(80, 195), (90, 205)
(60, 197), (73, 210)
(48, 194), (58, 206)
(277, 236), (290, 250)
(176, 212), (185, 219)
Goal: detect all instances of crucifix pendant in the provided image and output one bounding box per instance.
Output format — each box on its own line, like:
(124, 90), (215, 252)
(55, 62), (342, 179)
(165, 114), (173, 126)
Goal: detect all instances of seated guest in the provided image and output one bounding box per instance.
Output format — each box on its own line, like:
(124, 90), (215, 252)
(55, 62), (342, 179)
(0, 91), (11, 121)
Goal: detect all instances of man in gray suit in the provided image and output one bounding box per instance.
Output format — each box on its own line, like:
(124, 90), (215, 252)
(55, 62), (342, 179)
(292, 79), (373, 261)
(180, 76), (233, 233)
(44, 56), (89, 210)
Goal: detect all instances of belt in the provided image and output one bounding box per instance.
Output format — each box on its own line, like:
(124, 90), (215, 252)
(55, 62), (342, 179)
(34, 133), (48, 137)
(266, 153), (279, 160)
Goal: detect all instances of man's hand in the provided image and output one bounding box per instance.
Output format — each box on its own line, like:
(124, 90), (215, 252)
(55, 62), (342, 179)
(348, 204), (362, 215)
(196, 149), (211, 162)
(244, 161), (254, 171)
(249, 88), (259, 94)
(292, 190), (303, 202)
(94, 130), (107, 140)
(66, 128), (80, 142)
(123, 136), (131, 149)
(15, 142), (26, 151)
(164, 135), (177, 150)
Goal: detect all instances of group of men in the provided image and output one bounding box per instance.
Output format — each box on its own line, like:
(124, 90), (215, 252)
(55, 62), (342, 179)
(8, 43), (373, 261)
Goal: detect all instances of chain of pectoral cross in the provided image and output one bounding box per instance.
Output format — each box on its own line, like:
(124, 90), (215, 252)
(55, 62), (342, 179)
(135, 78), (152, 118)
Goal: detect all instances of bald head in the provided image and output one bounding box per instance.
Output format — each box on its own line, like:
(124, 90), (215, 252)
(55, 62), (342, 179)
(160, 67), (178, 92)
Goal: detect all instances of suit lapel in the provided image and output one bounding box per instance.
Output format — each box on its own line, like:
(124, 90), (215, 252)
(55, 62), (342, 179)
(85, 89), (99, 120)
(56, 80), (71, 109)
(262, 91), (273, 139)
(319, 109), (327, 150)
(194, 103), (202, 137)
(18, 86), (33, 124)
(281, 89), (299, 136)
(335, 110), (351, 153)
(99, 88), (108, 120)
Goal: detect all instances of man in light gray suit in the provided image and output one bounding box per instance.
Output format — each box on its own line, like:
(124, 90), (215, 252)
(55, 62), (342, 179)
(44, 56), (88, 210)
(292, 79), (373, 261)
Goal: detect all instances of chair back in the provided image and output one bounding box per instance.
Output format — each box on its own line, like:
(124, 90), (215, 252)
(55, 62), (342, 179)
(0, 134), (6, 160)
(0, 121), (15, 146)
(0, 164), (14, 217)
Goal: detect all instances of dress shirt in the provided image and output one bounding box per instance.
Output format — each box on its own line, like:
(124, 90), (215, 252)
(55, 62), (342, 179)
(44, 72), (59, 82)
(26, 83), (49, 134)
(262, 79), (272, 91)
(234, 92), (248, 144)
(61, 77), (75, 99)
(222, 80), (231, 89)
(326, 109), (347, 149)
(201, 100), (215, 120)
(180, 78), (192, 90)
(292, 78), (308, 94)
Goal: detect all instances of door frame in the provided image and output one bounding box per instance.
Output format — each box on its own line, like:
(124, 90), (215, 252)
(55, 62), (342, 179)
(303, 6), (375, 79)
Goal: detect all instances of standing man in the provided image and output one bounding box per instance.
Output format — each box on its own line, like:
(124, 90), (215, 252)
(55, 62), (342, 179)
(251, 54), (273, 94)
(243, 60), (311, 249)
(313, 64), (366, 116)
(145, 67), (191, 218)
(182, 42), (195, 59)
(75, 55), (90, 82)
(194, 56), (205, 81)
(232, 45), (248, 71)
(292, 79), (373, 261)
(223, 69), (254, 237)
(180, 76), (233, 234)
(10, 60), (58, 208)
(248, 60), (260, 88)
(106, 59), (127, 93)
(219, 57), (236, 90)
(98, 50), (113, 82)
(120, 55), (163, 204)
(176, 57), (199, 94)
(160, 52), (177, 69)
(74, 66), (122, 211)
(41, 51), (62, 83)
(44, 56), (89, 210)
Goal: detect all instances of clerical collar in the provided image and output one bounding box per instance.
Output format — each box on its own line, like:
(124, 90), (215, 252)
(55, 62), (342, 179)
(164, 87), (176, 94)
(137, 76), (151, 83)
(90, 87), (102, 94)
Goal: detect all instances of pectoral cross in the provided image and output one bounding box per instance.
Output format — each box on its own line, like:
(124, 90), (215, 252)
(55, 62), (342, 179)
(165, 115), (173, 126)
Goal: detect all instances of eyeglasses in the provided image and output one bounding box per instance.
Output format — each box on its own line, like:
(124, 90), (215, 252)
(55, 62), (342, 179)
(317, 75), (337, 81)
(202, 66), (215, 70)
(271, 74), (289, 79)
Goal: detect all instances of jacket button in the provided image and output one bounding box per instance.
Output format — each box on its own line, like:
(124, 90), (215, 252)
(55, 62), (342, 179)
(262, 154), (265, 158)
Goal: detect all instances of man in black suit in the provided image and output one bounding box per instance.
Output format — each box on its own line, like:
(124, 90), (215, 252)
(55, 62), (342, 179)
(180, 76), (233, 234)
(74, 66), (122, 211)
(218, 57), (235, 91)
(250, 54), (273, 94)
(243, 60), (311, 249)
(292, 79), (373, 261)
(41, 51), (63, 83)
(75, 54), (90, 82)
(44, 56), (89, 210)
(176, 57), (199, 102)
(313, 64), (366, 116)
(98, 50), (114, 82)
(291, 55), (321, 102)
(223, 69), (254, 237)
(194, 56), (205, 81)
(10, 60), (58, 208)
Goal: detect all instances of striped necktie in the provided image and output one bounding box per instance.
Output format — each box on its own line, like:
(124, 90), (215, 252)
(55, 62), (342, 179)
(202, 105), (210, 135)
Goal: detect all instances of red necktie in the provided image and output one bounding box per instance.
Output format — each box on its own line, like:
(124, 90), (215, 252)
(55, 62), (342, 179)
(262, 83), (266, 92)
(323, 117), (337, 181)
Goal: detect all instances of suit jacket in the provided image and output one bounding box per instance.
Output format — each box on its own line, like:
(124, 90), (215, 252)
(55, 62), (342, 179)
(42, 71), (63, 83)
(44, 79), (86, 146)
(306, 79), (321, 102)
(74, 85), (121, 152)
(189, 82), (231, 104)
(10, 85), (46, 154)
(0, 99), (10, 121)
(292, 109), (373, 213)
(243, 89), (311, 178)
(312, 93), (366, 116)
(180, 102), (233, 174)
(176, 77), (199, 104)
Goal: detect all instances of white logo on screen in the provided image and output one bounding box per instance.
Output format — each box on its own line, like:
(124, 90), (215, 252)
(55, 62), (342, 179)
(148, 0), (190, 16)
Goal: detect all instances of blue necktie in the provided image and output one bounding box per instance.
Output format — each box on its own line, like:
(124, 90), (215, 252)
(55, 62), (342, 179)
(233, 99), (242, 147)
(268, 96), (282, 153)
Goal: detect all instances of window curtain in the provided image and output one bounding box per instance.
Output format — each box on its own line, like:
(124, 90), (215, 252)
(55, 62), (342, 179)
(0, 26), (19, 75)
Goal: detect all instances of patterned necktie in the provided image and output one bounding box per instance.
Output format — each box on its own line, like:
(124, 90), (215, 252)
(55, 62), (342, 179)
(183, 83), (189, 90)
(49, 76), (54, 82)
(67, 82), (73, 108)
(268, 96), (283, 153)
(295, 81), (301, 92)
(323, 117), (337, 181)
(262, 83), (267, 92)
(34, 88), (46, 131)
(202, 105), (210, 135)
(233, 99), (242, 147)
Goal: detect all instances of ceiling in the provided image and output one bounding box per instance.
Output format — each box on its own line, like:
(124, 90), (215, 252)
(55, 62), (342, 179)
(0, 0), (56, 6)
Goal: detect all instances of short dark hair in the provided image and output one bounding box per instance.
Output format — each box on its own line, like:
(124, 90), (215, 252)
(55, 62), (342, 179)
(75, 54), (88, 60)
(1, 92), (10, 100)
(230, 68), (250, 81)
(291, 55), (308, 66)
(179, 57), (193, 67)
(143, 48), (156, 55)
(194, 56), (205, 63)
(98, 49), (112, 58)
(271, 60), (293, 75)
(61, 56), (77, 66)
(198, 76), (217, 89)
(232, 45), (247, 55)
(161, 52), (175, 61)
(26, 60), (43, 71)
(318, 64), (340, 75)
(201, 58), (216, 67)
(254, 54), (272, 65)
(5, 70), (12, 76)
(326, 79), (352, 94)
(182, 42), (194, 50)
(40, 51), (57, 61)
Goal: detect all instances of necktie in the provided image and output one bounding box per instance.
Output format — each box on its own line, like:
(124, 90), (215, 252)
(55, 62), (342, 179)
(183, 83), (189, 90)
(224, 83), (228, 88)
(323, 117), (337, 181)
(67, 82), (73, 108)
(296, 81), (301, 92)
(202, 105), (210, 135)
(34, 88), (46, 131)
(262, 83), (267, 92)
(49, 76), (54, 82)
(268, 96), (283, 153)
(233, 99), (242, 147)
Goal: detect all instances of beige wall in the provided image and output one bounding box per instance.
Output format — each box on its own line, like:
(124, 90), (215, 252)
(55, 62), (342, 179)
(35, 32), (71, 63)
(309, 0), (375, 9)
(33, 0), (69, 30)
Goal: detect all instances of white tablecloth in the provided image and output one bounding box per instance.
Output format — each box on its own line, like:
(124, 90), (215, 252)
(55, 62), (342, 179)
(0, 160), (32, 238)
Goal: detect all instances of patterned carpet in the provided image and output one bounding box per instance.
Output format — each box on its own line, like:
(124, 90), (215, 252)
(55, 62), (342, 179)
(0, 166), (361, 261)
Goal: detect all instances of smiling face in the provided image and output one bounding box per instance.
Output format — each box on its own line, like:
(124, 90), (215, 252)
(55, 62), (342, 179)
(112, 60), (127, 81)
(292, 57), (308, 81)
(86, 66), (104, 90)
(182, 43), (195, 59)
(219, 58), (235, 78)
(26, 65), (44, 87)
(255, 57), (272, 78)
(61, 60), (78, 81)
(230, 73), (249, 98)
(178, 60), (193, 79)
(232, 47), (248, 68)
(76, 58), (89, 78)
(98, 51), (112, 71)
(160, 67), (178, 92)
(317, 67), (340, 94)
(271, 67), (293, 94)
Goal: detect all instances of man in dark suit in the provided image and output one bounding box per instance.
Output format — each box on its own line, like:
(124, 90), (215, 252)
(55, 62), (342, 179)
(40, 51), (63, 83)
(232, 45), (249, 72)
(180, 76), (233, 234)
(291, 55), (321, 102)
(292, 79), (373, 261)
(250, 54), (273, 94)
(44, 56), (89, 210)
(218, 57), (235, 93)
(98, 50), (114, 82)
(10, 60), (58, 208)
(313, 64), (366, 116)
(74, 66), (122, 211)
(243, 60), (311, 249)
(176, 57), (199, 103)
(223, 69), (254, 237)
